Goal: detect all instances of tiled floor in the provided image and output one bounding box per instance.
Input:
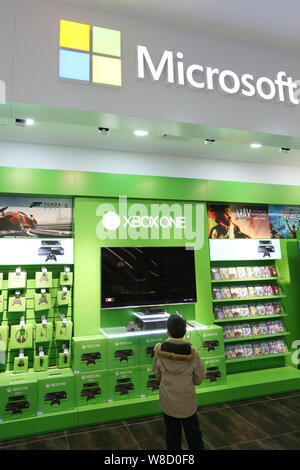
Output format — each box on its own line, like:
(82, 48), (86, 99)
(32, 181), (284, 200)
(2, 391), (300, 450)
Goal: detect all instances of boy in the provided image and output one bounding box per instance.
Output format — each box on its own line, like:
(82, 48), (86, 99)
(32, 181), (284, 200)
(152, 314), (205, 450)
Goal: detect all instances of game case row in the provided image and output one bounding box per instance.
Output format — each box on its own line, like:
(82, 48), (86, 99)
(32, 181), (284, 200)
(223, 320), (284, 339)
(225, 339), (287, 360)
(212, 284), (280, 300)
(211, 265), (278, 281)
(214, 301), (282, 319)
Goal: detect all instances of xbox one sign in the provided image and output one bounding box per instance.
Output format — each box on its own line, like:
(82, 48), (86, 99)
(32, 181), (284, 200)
(102, 212), (186, 230)
(96, 197), (204, 250)
(137, 45), (299, 105)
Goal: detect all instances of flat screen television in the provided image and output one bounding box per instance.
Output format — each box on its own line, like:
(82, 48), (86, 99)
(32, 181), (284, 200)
(101, 246), (197, 309)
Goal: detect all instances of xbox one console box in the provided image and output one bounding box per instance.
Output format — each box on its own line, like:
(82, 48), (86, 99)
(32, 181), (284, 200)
(75, 370), (108, 406)
(72, 335), (108, 372)
(36, 368), (75, 415)
(139, 365), (160, 397)
(139, 332), (168, 366)
(187, 322), (224, 358)
(107, 367), (140, 402)
(199, 356), (227, 388)
(0, 370), (37, 422)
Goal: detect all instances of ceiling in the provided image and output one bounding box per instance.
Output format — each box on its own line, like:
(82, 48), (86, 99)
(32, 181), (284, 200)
(63, 0), (300, 52)
(1, 102), (300, 167)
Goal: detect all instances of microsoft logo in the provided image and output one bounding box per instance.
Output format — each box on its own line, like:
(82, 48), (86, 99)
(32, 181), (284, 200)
(59, 19), (122, 87)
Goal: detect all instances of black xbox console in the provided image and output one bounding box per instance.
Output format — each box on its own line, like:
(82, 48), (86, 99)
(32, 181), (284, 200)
(133, 311), (169, 330)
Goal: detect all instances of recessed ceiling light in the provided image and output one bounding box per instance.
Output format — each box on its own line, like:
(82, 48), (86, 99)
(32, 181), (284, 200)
(250, 143), (262, 149)
(15, 118), (34, 126)
(134, 130), (149, 137)
(204, 138), (215, 145)
(279, 147), (290, 153)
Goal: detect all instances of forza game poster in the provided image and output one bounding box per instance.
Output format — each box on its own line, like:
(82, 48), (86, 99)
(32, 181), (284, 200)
(207, 204), (271, 239)
(268, 205), (300, 239)
(0, 197), (73, 238)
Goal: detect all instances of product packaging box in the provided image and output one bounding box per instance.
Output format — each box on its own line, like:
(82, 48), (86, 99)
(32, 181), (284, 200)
(0, 293), (4, 313)
(57, 350), (71, 369)
(34, 292), (52, 312)
(36, 368), (75, 415)
(0, 272), (3, 290)
(199, 356), (227, 388)
(35, 322), (53, 343)
(8, 293), (26, 313)
(0, 324), (9, 350)
(35, 271), (53, 289)
(139, 365), (160, 397)
(13, 355), (29, 373)
(72, 335), (108, 372)
(75, 370), (108, 407)
(33, 353), (49, 372)
(55, 320), (73, 341)
(187, 322), (224, 358)
(0, 370), (37, 422)
(56, 289), (71, 306)
(107, 367), (141, 402)
(10, 324), (33, 350)
(59, 271), (73, 287)
(8, 271), (27, 289)
(107, 335), (140, 369)
(139, 332), (167, 366)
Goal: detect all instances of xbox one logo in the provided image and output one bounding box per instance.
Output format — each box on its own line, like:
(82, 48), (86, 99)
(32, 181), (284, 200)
(102, 211), (121, 230)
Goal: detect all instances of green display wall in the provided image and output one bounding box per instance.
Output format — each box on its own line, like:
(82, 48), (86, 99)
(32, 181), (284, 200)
(1, 165), (300, 441)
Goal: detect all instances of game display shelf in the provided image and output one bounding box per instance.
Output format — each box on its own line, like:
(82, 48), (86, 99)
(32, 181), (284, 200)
(209, 251), (290, 373)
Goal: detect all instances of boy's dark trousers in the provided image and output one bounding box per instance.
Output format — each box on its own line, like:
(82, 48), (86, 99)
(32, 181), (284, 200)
(163, 412), (205, 450)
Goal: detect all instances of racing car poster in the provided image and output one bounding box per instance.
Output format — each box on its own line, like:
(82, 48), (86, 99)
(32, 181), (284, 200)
(0, 197), (73, 238)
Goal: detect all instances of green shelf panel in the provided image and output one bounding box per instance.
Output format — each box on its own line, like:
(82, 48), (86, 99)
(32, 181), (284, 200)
(215, 314), (287, 323)
(211, 277), (279, 283)
(213, 294), (285, 303)
(225, 352), (290, 364)
(224, 332), (290, 343)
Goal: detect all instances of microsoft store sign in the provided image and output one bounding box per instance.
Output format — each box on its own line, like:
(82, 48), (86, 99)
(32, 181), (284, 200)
(137, 46), (300, 105)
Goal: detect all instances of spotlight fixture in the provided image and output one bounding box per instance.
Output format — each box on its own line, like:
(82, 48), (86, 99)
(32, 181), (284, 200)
(15, 118), (35, 126)
(250, 143), (262, 149)
(98, 127), (110, 135)
(134, 130), (149, 137)
(279, 147), (290, 153)
(204, 138), (215, 145)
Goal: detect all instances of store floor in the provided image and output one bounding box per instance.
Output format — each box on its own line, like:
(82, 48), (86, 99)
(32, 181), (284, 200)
(1, 391), (300, 450)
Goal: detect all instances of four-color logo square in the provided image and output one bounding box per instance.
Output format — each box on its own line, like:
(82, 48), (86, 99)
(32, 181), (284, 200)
(59, 19), (122, 87)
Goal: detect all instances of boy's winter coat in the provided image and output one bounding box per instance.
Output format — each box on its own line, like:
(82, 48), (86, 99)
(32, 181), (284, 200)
(153, 338), (205, 418)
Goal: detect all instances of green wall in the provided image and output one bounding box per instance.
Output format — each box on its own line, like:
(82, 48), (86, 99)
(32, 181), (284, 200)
(0, 165), (300, 365)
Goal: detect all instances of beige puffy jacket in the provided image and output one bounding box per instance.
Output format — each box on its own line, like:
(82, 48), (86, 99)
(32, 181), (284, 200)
(152, 339), (205, 419)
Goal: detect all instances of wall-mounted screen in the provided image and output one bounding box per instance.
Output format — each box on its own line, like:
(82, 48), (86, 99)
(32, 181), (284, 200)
(101, 246), (197, 309)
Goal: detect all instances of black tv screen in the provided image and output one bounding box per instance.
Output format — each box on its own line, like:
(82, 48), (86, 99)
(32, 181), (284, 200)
(101, 246), (197, 309)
